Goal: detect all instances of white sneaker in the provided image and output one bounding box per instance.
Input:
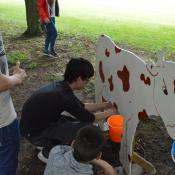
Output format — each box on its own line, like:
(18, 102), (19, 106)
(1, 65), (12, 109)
(38, 151), (48, 163)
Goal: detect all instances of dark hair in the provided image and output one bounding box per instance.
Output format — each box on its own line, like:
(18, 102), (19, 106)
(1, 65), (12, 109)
(73, 125), (106, 162)
(64, 58), (94, 83)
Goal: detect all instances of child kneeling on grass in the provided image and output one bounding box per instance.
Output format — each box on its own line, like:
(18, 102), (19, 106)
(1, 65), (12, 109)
(44, 125), (116, 175)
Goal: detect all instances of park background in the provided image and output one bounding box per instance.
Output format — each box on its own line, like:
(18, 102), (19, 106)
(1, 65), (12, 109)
(0, 0), (175, 174)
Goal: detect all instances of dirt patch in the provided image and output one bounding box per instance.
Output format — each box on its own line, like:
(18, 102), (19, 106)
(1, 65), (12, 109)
(4, 33), (174, 174)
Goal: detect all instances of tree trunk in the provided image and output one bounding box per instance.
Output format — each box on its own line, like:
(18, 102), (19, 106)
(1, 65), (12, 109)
(24, 0), (41, 36)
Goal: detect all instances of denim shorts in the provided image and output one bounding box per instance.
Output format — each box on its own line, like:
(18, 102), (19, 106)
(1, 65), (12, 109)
(0, 119), (20, 175)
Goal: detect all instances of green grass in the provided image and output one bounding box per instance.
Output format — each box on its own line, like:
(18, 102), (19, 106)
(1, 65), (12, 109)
(0, 2), (175, 57)
(7, 51), (27, 65)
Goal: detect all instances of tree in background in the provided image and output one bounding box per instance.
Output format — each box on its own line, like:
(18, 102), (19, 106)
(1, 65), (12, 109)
(24, 0), (41, 36)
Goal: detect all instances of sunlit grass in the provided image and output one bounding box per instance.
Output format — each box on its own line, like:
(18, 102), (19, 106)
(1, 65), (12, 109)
(0, 1), (175, 57)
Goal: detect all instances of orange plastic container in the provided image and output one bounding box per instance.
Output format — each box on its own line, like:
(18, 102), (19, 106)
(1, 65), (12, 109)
(107, 115), (124, 143)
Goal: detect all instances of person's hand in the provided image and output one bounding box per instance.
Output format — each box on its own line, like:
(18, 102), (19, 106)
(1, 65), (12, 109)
(44, 18), (50, 24)
(107, 106), (118, 116)
(12, 61), (27, 83)
(103, 102), (113, 109)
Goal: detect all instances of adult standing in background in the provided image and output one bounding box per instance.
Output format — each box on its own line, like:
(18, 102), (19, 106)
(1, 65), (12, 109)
(0, 33), (26, 175)
(38, 0), (59, 58)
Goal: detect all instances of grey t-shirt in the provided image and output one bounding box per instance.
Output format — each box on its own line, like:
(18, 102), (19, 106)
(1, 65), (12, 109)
(0, 34), (16, 128)
(44, 145), (93, 175)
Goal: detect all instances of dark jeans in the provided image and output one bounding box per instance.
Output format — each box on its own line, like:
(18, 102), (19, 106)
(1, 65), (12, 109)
(44, 17), (57, 52)
(0, 119), (20, 175)
(26, 116), (91, 148)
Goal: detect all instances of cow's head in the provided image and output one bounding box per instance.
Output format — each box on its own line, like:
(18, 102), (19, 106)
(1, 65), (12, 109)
(147, 49), (175, 139)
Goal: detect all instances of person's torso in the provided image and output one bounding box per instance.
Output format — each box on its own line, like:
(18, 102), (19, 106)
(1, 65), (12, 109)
(20, 81), (76, 136)
(44, 145), (93, 175)
(0, 52), (16, 128)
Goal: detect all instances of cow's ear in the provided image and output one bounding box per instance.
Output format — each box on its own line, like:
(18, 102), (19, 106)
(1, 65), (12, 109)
(156, 48), (166, 67)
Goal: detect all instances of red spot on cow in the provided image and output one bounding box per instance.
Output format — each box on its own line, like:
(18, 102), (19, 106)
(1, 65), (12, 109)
(105, 48), (110, 57)
(117, 65), (130, 92)
(99, 61), (105, 83)
(145, 77), (151, 86)
(128, 154), (131, 162)
(138, 109), (149, 121)
(140, 74), (144, 81)
(102, 96), (107, 103)
(140, 74), (151, 86)
(162, 78), (168, 95)
(108, 75), (114, 91)
(115, 46), (121, 54)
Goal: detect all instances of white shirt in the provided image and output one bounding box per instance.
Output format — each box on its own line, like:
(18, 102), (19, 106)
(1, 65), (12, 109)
(48, 0), (56, 17)
(0, 35), (16, 128)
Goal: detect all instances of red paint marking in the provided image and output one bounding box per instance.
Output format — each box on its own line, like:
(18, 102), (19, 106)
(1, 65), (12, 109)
(108, 75), (114, 91)
(105, 48), (110, 57)
(140, 74), (145, 81)
(140, 74), (151, 86)
(145, 77), (151, 86)
(99, 61), (105, 83)
(138, 109), (149, 121)
(174, 80), (175, 94)
(117, 65), (130, 92)
(115, 46), (121, 54)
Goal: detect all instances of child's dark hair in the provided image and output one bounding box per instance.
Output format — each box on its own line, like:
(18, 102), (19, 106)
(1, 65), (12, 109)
(73, 125), (106, 162)
(64, 58), (94, 83)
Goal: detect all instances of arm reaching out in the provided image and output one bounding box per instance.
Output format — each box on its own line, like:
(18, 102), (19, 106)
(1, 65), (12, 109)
(84, 102), (113, 112)
(95, 107), (118, 121)
(0, 61), (26, 92)
(91, 159), (116, 175)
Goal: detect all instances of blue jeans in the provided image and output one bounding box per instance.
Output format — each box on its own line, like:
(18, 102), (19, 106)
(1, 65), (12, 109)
(0, 119), (20, 175)
(44, 17), (57, 52)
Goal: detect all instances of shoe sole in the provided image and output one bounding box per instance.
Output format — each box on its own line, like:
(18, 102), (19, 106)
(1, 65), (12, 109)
(49, 54), (58, 58)
(43, 53), (50, 56)
(38, 151), (48, 164)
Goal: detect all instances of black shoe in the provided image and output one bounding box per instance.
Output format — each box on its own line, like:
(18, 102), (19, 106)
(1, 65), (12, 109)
(49, 51), (58, 58)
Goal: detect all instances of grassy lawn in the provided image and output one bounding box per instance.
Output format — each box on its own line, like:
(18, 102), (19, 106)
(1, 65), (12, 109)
(0, 1), (175, 58)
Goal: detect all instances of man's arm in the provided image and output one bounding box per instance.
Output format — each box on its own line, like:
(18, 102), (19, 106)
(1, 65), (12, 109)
(0, 62), (26, 92)
(90, 159), (116, 175)
(94, 107), (118, 121)
(84, 102), (112, 112)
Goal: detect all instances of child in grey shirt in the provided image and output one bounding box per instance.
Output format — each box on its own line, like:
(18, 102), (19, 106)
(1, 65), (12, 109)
(44, 125), (116, 175)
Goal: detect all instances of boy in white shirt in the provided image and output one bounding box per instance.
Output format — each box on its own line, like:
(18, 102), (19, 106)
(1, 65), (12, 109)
(0, 33), (26, 175)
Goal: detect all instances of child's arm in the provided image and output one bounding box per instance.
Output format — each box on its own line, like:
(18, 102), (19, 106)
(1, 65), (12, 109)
(90, 159), (116, 175)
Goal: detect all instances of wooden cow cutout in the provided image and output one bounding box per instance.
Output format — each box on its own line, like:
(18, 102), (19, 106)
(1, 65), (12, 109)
(95, 34), (175, 175)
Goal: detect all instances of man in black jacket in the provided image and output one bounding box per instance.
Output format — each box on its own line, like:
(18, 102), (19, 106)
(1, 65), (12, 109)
(20, 58), (117, 162)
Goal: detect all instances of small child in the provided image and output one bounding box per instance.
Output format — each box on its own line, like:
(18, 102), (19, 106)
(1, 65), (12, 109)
(44, 125), (116, 175)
